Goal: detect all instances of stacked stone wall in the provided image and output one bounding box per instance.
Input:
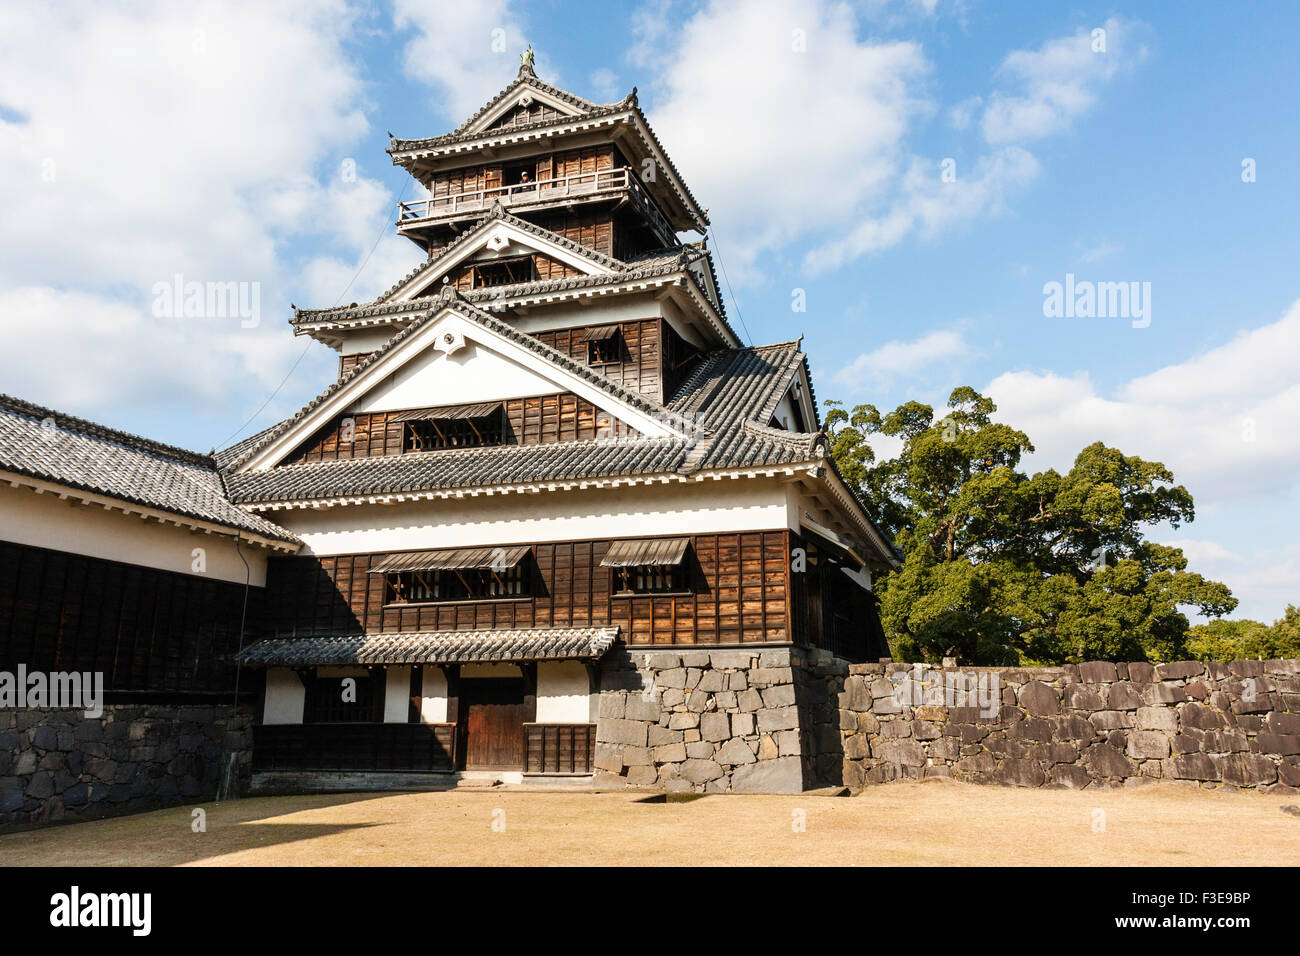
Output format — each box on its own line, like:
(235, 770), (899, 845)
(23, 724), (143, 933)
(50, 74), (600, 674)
(593, 646), (840, 793)
(1, 703), (253, 828)
(816, 659), (1300, 791)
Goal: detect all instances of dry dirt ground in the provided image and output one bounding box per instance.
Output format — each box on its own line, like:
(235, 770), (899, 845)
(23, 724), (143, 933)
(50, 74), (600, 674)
(2, 779), (1298, 866)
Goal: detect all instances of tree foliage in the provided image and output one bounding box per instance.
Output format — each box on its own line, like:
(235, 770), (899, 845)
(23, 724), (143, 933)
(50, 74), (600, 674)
(826, 387), (1238, 665)
(1186, 606), (1300, 661)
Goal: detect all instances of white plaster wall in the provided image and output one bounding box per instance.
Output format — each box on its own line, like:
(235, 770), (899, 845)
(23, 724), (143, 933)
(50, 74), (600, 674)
(279, 478), (795, 557)
(384, 666), (411, 723)
(263, 668), (305, 725)
(536, 661), (591, 723)
(0, 482), (269, 586)
(353, 340), (561, 413)
(341, 328), (398, 354)
(511, 294), (663, 334)
(420, 666), (448, 723)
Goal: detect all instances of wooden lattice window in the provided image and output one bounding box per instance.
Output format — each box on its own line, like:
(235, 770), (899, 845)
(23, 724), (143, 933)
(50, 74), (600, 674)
(404, 413), (503, 451)
(386, 564), (531, 604)
(305, 674), (376, 724)
(612, 563), (686, 595)
(472, 255), (535, 288)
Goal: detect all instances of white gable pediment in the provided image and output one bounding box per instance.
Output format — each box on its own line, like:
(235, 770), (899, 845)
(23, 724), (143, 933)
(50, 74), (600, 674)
(354, 336), (565, 413)
(237, 303), (686, 473)
(389, 218), (618, 303)
(465, 82), (589, 135)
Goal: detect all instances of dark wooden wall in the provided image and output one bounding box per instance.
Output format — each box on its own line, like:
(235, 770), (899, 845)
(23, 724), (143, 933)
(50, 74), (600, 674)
(0, 539), (261, 695)
(787, 531), (888, 663)
(264, 531), (791, 647)
(487, 101), (567, 130)
(532, 319), (663, 400)
(285, 391), (640, 464)
(444, 251), (583, 291)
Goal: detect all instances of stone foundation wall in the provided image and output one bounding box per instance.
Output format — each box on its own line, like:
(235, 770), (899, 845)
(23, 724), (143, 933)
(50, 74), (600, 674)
(822, 659), (1300, 791)
(593, 646), (842, 793)
(0, 703), (254, 828)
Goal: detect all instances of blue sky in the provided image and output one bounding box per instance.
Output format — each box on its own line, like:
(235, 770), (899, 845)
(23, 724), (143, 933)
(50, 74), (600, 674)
(1, 0), (1298, 620)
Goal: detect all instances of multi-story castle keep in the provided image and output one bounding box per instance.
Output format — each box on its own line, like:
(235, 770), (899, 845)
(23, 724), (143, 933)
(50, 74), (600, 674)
(0, 55), (897, 819)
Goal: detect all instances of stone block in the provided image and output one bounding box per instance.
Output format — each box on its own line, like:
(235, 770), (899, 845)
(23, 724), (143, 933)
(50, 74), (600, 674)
(1136, 706), (1178, 732)
(1217, 753), (1276, 787)
(1171, 753), (1218, 781)
(597, 718), (648, 747)
(1083, 742), (1135, 779)
(716, 738), (756, 766)
(651, 743), (687, 763)
(1127, 730), (1170, 760)
(775, 730), (801, 756)
(1250, 734), (1300, 756)
(696, 670), (726, 693)
(1018, 681), (1059, 716)
(623, 697), (660, 722)
(729, 755), (802, 793)
(1078, 661), (1119, 683)
(699, 712), (730, 742)
(678, 758), (724, 783)
(761, 684), (797, 708)
(756, 706), (799, 733)
(647, 725), (683, 746)
(993, 757), (1045, 787)
(1156, 661), (1204, 681)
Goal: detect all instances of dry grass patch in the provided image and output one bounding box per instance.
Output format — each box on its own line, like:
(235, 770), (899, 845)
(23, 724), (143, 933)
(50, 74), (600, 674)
(2, 779), (1297, 867)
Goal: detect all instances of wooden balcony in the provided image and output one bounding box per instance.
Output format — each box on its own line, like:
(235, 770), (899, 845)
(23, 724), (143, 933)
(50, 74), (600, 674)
(397, 167), (674, 244)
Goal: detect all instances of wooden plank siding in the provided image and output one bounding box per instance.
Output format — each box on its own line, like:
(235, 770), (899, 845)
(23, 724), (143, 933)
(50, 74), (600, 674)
(284, 391), (641, 464)
(443, 251), (584, 291)
(523, 723), (596, 774)
(532, 319), (663, 400)
(338, 351), (374, 380)
(262, 532), (793, 647)
(0, 539), (261, 695)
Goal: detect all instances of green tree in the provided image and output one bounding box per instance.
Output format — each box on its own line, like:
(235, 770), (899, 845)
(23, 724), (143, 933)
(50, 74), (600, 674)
(826, 387), (1237, 665)
(1187, 605), (1300, 661)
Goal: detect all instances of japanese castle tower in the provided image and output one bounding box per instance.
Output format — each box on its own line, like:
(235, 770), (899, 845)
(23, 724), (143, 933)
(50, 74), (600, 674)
(0, 53), (898, 807)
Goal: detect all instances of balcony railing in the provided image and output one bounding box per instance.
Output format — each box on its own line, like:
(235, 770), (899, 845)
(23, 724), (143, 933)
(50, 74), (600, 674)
(397, 166), (674, 242)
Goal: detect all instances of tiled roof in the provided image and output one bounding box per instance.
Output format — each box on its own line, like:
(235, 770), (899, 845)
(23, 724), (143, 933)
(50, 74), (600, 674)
(237, 626), (619, 666)
(450, 63), (608, 137)
(291, 246), (703, 331)
(0, 394), (297, 545)
(222, 337), (818, 505)
(368, 205), (629, 306)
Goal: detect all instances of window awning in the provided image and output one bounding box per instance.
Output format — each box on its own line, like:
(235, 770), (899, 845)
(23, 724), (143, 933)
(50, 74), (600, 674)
(387, 402), (503, 422)
(600, 537), (690, 568)
(236, 626), (620, 667)
(369, 546), (530, 575)
(579, 325), (621, 343)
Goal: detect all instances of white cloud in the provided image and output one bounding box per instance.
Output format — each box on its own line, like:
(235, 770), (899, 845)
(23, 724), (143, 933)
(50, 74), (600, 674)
(985, 299), (1300, 505)
(1159, 539), (1300, 623)
(393, 0), (533, 120)
(0, 0), (424, 437)
(633, 1), (1141, 278)
(834, 329), (971, 391)
(631, 0), (930, 278)
(807, 146), (1039, 273)
(588, 68), (623, 102)
(981, 16), (1148, 144)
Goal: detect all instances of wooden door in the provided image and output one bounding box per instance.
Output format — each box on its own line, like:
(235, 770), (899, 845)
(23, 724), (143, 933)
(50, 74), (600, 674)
(459, 678), (527, 769)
